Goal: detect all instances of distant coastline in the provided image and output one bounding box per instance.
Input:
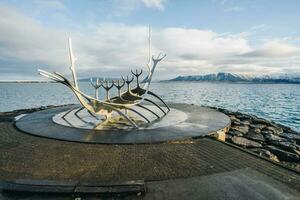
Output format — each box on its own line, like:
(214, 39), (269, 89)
(0, 81), (51, 83)
(166, 72), (300, 84)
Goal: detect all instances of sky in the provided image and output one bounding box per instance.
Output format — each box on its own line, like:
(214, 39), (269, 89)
(1, 0), (300, 80)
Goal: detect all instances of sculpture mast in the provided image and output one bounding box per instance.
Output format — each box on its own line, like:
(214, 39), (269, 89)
(142, 25), (166, 89)
(142, 25), (152, 84)
(147, 24), (151, 69)
(68, 37), (79, 89)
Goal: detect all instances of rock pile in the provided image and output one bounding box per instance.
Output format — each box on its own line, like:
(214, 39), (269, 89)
(216, 108), (300, 171)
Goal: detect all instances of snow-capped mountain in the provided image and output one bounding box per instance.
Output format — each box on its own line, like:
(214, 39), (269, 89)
(169, 72), (300, 83)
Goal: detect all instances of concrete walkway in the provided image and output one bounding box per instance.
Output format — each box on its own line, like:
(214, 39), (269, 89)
(0, 109), (299, 199)
(145, 168), (299, 200)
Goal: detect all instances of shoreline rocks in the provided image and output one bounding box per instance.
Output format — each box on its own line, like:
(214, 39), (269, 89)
(214, 107), (300, 171)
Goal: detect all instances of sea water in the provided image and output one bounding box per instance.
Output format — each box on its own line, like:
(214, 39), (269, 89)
(0, 82), (299, 132)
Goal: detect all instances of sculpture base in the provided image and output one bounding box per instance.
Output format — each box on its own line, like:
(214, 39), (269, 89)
(15, 103), (231, 144)
(52, 105), (187, 130)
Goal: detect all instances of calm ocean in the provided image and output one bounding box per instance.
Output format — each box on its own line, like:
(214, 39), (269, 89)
(0, 82), (299, 132)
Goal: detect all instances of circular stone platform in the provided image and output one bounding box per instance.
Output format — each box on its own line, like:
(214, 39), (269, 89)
(15, 103), (230, 144)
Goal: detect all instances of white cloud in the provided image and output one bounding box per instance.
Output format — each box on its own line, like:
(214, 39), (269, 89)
(111, 0), (166, 17)
(242, 41), (299, 57)
(224, 6), (243, 12)
(33, 0), (66, 11)
(142, 0), (166, 11)
(251, 24), (270, 32)
(112, 0), (140, 17)
(0, 4), (300, 80)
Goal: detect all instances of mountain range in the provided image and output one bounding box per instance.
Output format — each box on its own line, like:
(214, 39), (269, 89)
(168, 72), (300, 84)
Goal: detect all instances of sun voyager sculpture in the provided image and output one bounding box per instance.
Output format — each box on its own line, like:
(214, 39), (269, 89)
(38, 30), (170, 130)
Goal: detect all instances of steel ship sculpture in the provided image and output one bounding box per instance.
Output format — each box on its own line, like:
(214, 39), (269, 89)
(38, 29), (169, 129)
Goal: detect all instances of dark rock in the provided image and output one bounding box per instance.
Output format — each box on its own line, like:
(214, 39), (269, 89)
(281, 126), (298, 134)
(251, 148), (279, 162)
(266, 146), (299, 162)
(254, 128), (261, 134)
(250, 124), (267, 129)
(231, 125), (249, 135)
(231, 136), (262, 148)
(225, 134), (232, 140)
(281, 133), (300, 145)
(261, 130), (273, 136)
(273, 141), (299, 152)
(265, 126), (283, 135)
(228, 130), (243, 137)
(229, 115), (240, 122)
(236, 114), (252, 121)
(293, 149), (300, 157)
(232, 121), (242, 126)
(265, 134), (289, 143)
(252, 118), (270, 125)
(240, 120), (251, 126)
(245, 129), (265, 143)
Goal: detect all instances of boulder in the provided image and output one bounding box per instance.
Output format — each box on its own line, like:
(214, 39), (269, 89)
(265, 134), (289, 143)
(254, 128), (261, 134)
(294, 149), (300, 157)
(232, 121), (242, 126)
(274, 141), (299, 152)
(228, 130), (243, 137)
(251, 148), (279, 162)
(240, 120), (251, 126)
(252, 118), (270, 125)
(231, 136), (262, 148)
(261, 130), (273, 136)
(231, 125), (249, 135)
(236, 114), (252, 121)
(250, 123), (267, 129)
(281, 133), (300, 145)
(245, 130), (265, 143)
(265, 126), (283, 135)
(266, 146), (299, 162)
(225, 134), (232, 140)
(229, 115), (240, 122)
(269, 141), (300, 156)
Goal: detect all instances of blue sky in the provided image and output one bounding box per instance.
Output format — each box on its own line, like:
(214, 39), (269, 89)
(1, 0), (300, 80)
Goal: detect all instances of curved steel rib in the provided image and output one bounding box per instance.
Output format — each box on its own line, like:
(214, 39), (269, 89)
(126, 107), (150, 123)
(147, 91), (170, 112)
(136, 104), (160, 119)
(144, 98), (167, 115)
(62, 107), (76, 120)
(74, 107), (90, 124)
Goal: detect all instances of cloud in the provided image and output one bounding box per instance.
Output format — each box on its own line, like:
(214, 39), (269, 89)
(250, 24), (270, 32)
(0, 5), (68, 69)
(112, 0), (141, 17)
(33, 0), (66, 11)
(242, 41), (299, 57)
(224, 6), (243, 12)
(213, 0), (243, 12)
(1, 4), (300, 80)
(142, 0), (166, 10)
(111, 0), (166, 17)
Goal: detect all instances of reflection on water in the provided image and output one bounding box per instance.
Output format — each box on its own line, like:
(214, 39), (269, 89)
(0, 82), (299, 132)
